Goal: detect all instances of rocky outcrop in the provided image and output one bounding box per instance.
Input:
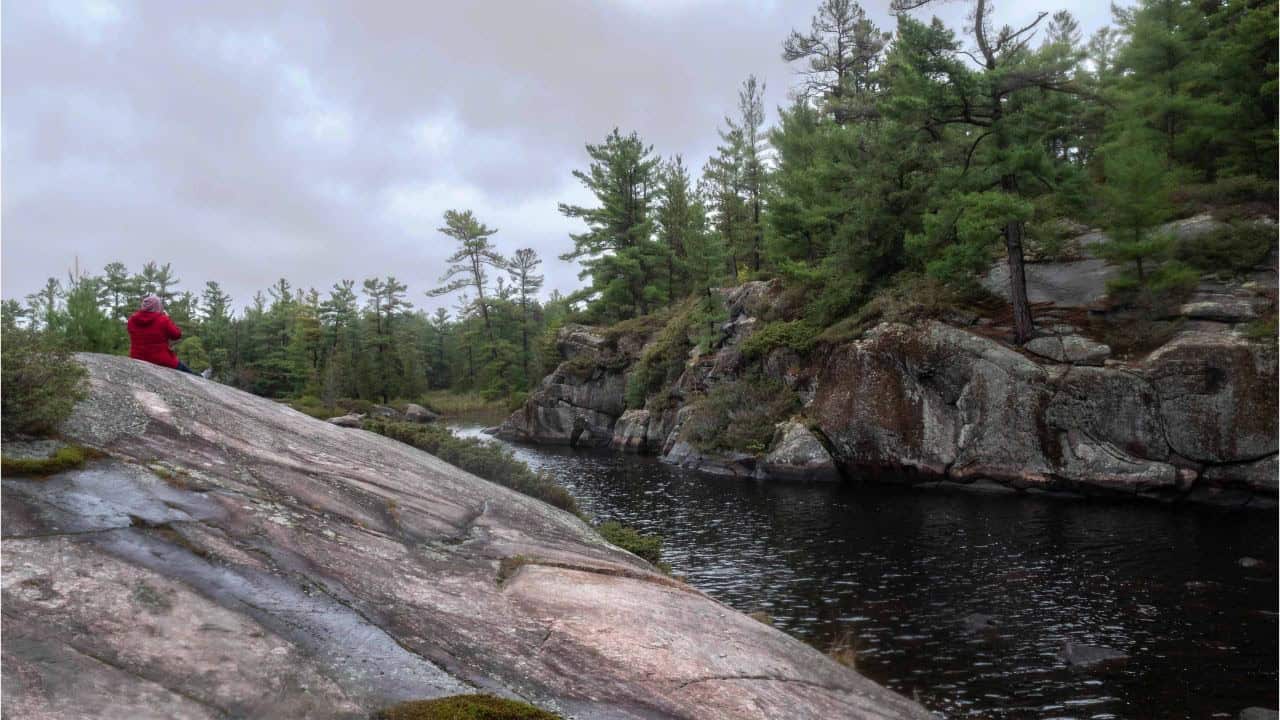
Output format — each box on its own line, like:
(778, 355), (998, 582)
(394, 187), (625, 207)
(1, 354), (931, 720)
(1143, 331), (1278, 464)
(807, 321), (1274, 502)
(504, 260), (1276, 505)
(404, 403), (440, 423)
(497, 324), (628, 448)
(326, 413), (364, 427)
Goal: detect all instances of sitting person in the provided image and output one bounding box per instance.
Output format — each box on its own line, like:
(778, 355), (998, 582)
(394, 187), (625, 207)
(127, 294), (196, 374)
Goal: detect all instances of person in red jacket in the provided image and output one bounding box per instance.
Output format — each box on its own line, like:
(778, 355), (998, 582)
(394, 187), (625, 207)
(127, 294), (196, 374)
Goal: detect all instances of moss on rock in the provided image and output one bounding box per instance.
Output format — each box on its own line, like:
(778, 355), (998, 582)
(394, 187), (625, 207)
(372, 694), (560, 720)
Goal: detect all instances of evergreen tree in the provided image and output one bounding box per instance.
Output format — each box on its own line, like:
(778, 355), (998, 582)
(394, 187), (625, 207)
(783, 0), (891, 122)
(429, 209), (505, 354)
(507, 248), (544, 387)
(559, 129), (661, 320)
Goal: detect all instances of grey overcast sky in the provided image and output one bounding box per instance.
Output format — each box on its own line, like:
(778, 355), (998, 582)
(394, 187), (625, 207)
(2, 0), (1112, 314)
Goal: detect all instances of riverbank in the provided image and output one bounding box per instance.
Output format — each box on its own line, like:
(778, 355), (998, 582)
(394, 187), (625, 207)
(461, 423), (1280, 718)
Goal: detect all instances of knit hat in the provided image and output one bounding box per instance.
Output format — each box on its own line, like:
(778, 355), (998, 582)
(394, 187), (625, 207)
(141, 294), (163, 313)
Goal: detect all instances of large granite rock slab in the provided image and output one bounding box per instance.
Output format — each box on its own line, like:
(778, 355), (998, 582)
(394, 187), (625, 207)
(3, 354), (931, 720)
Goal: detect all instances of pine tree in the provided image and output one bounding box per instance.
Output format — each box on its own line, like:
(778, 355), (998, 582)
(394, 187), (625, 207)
(559, 129), (661, 320)
(429, 209), (505, 355)
(783, 0), (891, 122)
(507, 248), (544, 387)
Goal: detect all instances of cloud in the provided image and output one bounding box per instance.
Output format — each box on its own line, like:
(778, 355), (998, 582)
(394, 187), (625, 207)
(2, 0), (1113, 313)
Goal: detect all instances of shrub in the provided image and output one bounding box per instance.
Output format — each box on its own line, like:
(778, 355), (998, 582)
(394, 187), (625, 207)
(596, 521), (663, 566)
(683, 374), (798, 454)
(373, 695), (560, 720)
(1, 324), (88, 437)
(1242, 314), (1278, 345)
(740, 320), (819, 361)
(1174, 221), (1274, 278)
(623, 300), (696, 410)
(363, 420), (579, 515)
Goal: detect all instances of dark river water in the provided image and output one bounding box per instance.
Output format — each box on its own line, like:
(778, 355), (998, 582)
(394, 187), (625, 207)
(453, 425), (1278, 719)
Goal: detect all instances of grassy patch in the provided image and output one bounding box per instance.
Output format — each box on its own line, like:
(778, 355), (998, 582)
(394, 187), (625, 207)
(821, 273), (1000, 344)
(373, 694), (560, 720)
(1242, 314), (1278, 345)
(682, 374), (799, 455)
(826, 630), (861, 671)
(1, 444), (99, 476)
(596, 521), (663, 566)
(363, 420), (579, 515)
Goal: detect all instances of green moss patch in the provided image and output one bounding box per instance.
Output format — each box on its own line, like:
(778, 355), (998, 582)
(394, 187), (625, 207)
(596, 521), (663, 566)
(373, 694), (560, 720)
(1, 444), (99, 477)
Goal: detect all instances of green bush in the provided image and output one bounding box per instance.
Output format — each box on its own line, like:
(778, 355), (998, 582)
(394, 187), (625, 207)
(623, 300), (695, 410)
(1, 324), (88, 437)
(596, 521), (663, 566)
(683, 374), (798, 454)
(1174, 221), (1274, 277)
(740, 320), (819, 360)
(363, 420), (579, 515)
(373, 694), (560, 720)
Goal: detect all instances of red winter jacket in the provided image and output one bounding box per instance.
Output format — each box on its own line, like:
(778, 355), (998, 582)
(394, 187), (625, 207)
(127, 310), (182, 368)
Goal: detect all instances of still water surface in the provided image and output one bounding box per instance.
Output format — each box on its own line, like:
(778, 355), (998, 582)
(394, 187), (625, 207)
(455, 425), (1277, 719)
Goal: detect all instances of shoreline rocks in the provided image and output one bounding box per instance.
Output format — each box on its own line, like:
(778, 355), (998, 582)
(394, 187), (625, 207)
(501, 272), (1277, 506)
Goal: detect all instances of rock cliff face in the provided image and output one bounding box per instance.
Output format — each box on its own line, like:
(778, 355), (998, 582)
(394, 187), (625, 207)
(2, 354), (931, 720)
(499, 221), (1278, 508)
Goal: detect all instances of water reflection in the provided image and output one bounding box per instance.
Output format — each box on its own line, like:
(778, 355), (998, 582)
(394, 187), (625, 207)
(454, 426), (1278, 719)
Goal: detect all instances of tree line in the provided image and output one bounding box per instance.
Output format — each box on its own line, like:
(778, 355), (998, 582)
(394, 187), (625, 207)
(2, 236), (567, 402)
(7, 0), (1275, 402)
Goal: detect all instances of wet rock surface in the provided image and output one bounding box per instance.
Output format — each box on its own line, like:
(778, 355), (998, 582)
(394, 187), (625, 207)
(2, 353), (930, 720)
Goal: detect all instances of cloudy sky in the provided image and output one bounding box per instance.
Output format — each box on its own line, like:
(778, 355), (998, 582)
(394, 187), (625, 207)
(2, 0), (1112, 314)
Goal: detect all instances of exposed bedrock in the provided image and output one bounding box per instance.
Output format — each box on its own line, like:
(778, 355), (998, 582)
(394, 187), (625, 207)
(2, 354), (931, 720)
(503, 275), (1276, 506)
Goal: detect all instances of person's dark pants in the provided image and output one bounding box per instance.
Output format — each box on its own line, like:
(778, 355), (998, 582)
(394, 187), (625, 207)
(175, 360), (196, 375)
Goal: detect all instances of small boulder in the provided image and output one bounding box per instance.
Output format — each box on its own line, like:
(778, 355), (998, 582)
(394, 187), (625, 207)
(1025, 335), (1111, 366)
(960, 613), (998, 633)
(326, 414), (364, 428)
(1058, 641), (1127, 668)
(368, 404), (401, 420)
(759, 421), (840, 482)
(403, 403), (440, 424)
(1238, 557), (1265, 569)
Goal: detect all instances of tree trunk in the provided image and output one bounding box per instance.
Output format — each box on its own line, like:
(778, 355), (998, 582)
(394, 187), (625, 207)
(1004, 220), (1034, 344)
